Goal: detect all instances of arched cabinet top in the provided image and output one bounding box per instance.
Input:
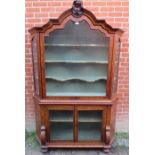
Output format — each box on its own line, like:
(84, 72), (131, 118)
(29, 8), (123, 36)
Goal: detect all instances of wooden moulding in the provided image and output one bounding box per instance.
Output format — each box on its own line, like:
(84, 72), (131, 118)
(33, 94), (118, 105)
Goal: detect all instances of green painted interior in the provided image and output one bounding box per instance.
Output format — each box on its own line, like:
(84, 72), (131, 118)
(46, 79), (106, 96)
(45, 46), (108, 62)
(78, 111), (102, 122)
(49, 110), (102, 141)
(50, 110), (73, 140)
(78, 122), (102, 140)
(50, 122), (73, 140)
(45, 63), (107, 81)
(49, 110), (73, 122)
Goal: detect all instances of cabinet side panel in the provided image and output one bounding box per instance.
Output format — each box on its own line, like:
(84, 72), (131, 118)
(110, 102), (117, 139)
(35, 102), (41, 138)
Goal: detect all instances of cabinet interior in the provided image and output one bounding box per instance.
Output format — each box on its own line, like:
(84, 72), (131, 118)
(49, 110), (103, 141)
(44, 20), (109, 97)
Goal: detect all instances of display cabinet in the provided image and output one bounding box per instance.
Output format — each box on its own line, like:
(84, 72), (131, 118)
(29, 0), (123, 153)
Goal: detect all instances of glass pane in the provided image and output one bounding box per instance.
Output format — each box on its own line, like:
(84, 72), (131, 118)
(44, 20), (109, 97)
(78, 111), (102, 122)
(49, 110), (73, 122)
(50, 122), (73, 140)
(78, 122), (101, 141)
(49, 110), (73, 140)
(45, 20), (109, 45)
(78, 111), (102, 141)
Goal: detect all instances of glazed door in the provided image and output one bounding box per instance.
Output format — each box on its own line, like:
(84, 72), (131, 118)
(47, 106), (106, 143)
(47, 106), (74, 142)
(76, 106), (106, 142)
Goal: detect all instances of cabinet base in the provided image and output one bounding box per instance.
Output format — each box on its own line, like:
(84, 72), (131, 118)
(37, 135), (114, 153)
(38, 139), (114, 153)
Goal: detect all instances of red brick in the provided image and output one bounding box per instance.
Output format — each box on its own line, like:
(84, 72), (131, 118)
(42, 18), (49, 23)
(55, 7), (68, 12)
(48, 2), (62, 7)
(100, 7), (114, 12)
(108, 12), (122, 17)
(107, 2), (121, 6)
(33, 2), (47, 7)
(26, 8), (40, 12)
(35, 13), (49, 18)
(94, 13), (108, 18)
(26, 13), (34, 18)
(115, 18), (128, 22)
(62, 2), (72, 6)
(26, 2), (32, 7)
(115, 7), (128, 12)
(42, 7), (55, 12)
(49, 13), (62, 18)
(27, 18), (41, 23)
(123, 23), (129, 28)
(85, 7), (99, 12)
(83, 1), (92, 6)
(122, 2), (129, 6)
(112, 23), (122, 28)
(106, 18), (115, 23)
(123, 13), (129, 17)
(92, 2), (106, 6)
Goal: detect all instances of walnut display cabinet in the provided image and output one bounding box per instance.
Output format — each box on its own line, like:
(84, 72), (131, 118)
(29, 0), (123, 153)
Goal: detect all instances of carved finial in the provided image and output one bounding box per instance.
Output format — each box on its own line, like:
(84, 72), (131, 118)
(72, 0), (84, 18)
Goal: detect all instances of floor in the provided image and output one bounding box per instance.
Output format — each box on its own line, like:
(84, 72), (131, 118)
(25, 146), (129, 155)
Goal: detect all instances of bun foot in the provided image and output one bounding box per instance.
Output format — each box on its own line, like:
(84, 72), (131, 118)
(41, 146), (48, 153)
(104, 148), (110, 154)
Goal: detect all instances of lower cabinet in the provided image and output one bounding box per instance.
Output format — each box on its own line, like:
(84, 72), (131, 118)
(35, 103), (116, 153)
(49, 109), (104, 142)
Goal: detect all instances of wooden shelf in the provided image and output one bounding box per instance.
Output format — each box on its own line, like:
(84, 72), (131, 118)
(78, 111), (102, 123)
(49, 110), (73, 122)
(46, 76), (107, 82)
(45, 60), (108, 64)
(78, 120), (102, 123)
(44, 43), (108, 47)
(50, 120), (73, 123)
(46, 92), (106, 96)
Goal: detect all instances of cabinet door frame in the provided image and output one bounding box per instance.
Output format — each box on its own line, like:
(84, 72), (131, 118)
(45, 105), (74, 142)
(45, 105), (107, 143)
(75, 105), (107, 143)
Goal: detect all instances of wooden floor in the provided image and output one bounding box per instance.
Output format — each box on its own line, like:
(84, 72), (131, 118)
(25, 146), (129, 155)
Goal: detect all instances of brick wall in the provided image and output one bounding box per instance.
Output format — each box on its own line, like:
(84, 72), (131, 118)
(25, 0), (129, 132)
